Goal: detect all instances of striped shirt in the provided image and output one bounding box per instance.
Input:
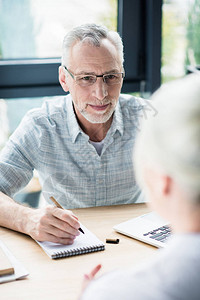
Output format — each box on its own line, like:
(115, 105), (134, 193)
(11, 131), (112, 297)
(0, 94), (150, 208)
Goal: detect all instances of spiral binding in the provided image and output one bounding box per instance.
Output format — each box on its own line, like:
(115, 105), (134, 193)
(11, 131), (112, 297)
(52, 244), (105, 259)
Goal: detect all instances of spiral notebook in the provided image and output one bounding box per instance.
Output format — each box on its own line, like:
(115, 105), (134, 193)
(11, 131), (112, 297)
(36, 225), (105, 259)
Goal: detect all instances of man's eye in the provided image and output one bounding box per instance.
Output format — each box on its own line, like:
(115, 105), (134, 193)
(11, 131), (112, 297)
(105, 74), (117, 80)
(81, 76), (94, 81)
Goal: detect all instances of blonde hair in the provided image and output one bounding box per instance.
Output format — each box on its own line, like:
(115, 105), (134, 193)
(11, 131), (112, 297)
(134, 74), (200, 204)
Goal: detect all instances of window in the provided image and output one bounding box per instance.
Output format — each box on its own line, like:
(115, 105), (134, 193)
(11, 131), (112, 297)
(0, 0), (117, 59)
(0, 0), (118, 98)
(162, 0), (200, 83)
(0, 0), (162, 99)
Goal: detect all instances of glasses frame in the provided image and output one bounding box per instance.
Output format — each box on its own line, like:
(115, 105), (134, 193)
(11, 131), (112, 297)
(63, 66), (125, 86)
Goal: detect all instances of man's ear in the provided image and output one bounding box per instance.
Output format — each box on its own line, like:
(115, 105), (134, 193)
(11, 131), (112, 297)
(59, 66), (69, 92)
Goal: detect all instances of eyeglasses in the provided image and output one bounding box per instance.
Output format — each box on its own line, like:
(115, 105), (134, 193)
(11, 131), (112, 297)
(63, 66), (125, 87)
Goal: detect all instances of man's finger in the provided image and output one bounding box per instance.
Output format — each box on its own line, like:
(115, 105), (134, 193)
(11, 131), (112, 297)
(49, 206), (80, 230)
(45, 224), (78, 239)
(37, 231), (76, 245)
(47, 216), (80, 236)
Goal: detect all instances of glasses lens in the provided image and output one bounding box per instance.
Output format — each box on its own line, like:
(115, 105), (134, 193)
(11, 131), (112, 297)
(104, 74), (122, 85)
(76, 75), (96, 86)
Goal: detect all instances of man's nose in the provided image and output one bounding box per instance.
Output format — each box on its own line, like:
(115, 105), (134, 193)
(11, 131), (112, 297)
(92, 77), (108, 100)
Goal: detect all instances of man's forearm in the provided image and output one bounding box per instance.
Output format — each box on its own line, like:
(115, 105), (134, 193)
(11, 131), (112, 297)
(0, 191), (33, 234)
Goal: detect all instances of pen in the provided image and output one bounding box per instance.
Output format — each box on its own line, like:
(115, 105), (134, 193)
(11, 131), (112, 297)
(49, 196), (85, 234)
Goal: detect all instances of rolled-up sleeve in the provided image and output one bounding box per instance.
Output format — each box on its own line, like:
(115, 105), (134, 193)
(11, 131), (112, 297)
(0, 113), (40, 197)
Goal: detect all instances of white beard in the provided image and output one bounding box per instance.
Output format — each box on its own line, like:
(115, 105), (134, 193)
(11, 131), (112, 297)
(79, 105), (115, 124)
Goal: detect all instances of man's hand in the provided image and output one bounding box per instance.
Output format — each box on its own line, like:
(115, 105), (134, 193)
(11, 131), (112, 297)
(0, 192), (81, 244)
(26, 205), (81, 244)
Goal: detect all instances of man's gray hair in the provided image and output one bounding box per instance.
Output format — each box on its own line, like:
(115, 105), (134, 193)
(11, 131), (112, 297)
(134, 74), (200, 204)
(61, 23), (124, 66)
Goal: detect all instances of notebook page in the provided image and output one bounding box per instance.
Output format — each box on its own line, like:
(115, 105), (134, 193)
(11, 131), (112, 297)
(36, 224), (105, 258)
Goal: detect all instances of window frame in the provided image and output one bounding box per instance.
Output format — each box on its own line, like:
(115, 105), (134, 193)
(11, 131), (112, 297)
(118, 0), (162, 94)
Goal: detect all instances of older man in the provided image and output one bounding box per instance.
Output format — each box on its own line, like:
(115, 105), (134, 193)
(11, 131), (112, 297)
(0, 24), (147, 244)
(80, 74), (200, 300)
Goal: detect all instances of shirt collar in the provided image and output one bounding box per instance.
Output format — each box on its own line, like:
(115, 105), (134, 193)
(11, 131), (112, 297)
(67, 95), (124, 143)
(66, 95), (82, 143)
(110, 100), (124, 137)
